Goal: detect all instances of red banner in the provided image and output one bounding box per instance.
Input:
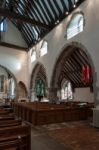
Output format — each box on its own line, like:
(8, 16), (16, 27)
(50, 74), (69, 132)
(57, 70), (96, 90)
(81, 65), (92, 84)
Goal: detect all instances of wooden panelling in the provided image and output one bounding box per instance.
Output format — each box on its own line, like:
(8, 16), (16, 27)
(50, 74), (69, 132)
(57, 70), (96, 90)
(11, 102), (94, 125)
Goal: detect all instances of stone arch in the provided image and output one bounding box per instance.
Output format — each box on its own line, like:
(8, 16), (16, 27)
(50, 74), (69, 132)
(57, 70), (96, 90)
(0, 65), (17, 83)
(0, 64), (17, 101)
(30, 62), (48, 101)
(17, 81), (28, 99)
(50, 42), (95, 102)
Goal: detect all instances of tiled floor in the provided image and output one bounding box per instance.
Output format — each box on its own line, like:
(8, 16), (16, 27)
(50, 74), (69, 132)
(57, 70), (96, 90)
(31, 125), (70, 150)
(48, 121), (99, 150)
(31, 121), (99, 150)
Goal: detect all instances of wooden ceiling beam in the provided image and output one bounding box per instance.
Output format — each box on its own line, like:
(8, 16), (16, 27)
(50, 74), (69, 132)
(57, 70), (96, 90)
(0, 8), (51, 29)
(42, 0), (54, 22)
(53, 0), (62, 16)
(47, 0), (58, 21)
(62, 71), (76, 85)
(0, 42), (28, 51)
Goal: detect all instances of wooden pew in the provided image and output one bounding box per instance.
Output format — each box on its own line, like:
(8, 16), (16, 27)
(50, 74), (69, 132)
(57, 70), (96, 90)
(0, 106), (31, 150)
(0, 115), (15, 121)
(0, 124), (31, 150)
(0, 120), (22, 128)
(0, 119), (21, 125)
(11, 101), (94, 125)
(0, 110), (9, 115)
(0, 134), (28, 149)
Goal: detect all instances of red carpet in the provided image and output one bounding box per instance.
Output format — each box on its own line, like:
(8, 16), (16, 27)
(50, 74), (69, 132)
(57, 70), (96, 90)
(48, 121), (99, 150)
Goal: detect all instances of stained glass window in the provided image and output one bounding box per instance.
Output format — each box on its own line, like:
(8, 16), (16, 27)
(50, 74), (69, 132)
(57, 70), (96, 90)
(35, 79), (45, 97)
(0, 75), (5, 92)
(61, 80), (73, 100)
(9, 78), (16, 99)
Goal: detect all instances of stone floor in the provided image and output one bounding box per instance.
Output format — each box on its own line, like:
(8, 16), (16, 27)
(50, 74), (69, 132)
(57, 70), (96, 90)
(31, 121), (99, 150)
(47, 121), (99, 150)
(31, 125), (70, 150)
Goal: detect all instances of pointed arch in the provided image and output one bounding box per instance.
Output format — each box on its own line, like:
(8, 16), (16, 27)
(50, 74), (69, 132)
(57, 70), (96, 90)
(30, 62), (48, 101)
(17, 81), (28, 99)
(0, 64), (17, 100)
(50, 42), (95, 101)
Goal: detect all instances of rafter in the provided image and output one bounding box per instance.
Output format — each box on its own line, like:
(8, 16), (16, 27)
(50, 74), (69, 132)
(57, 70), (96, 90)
(47, 0), (58, 21)
(0, 8), (51, 29)
(0, 42), (28, 51)
(42, 0), (54, 23)
(0, 0), (86, 48)
(37, 0), (50, 24)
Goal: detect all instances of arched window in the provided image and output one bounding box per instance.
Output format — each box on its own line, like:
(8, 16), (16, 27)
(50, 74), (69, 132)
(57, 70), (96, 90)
(35, 79), (45, 97)
(31, 47), (36, 62)
(61, 80), (73, 100)
(40, 41), (48, 57)
(0, 20), (7, 32)
(67, 13), (84, 39)
(0, 75), (5, 92)
(9, 78), (16, 99)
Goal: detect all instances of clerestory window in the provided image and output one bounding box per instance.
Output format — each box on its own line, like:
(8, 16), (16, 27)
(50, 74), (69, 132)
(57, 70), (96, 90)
(40, 41), (48, 57)
(31, 47), (36, 63)
(66, 13), (84, 39)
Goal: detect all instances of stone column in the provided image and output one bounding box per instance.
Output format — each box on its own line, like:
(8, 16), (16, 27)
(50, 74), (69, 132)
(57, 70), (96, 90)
(47, 87), (59, 103)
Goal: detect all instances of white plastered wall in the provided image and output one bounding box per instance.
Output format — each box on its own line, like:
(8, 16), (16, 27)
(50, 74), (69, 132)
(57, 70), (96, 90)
(0, 20), (29, 90)
(1, 19), (27, 47)
(74, 87), (94, 102)
(0, 47), (28, 89)
(28, 0), (99, 103)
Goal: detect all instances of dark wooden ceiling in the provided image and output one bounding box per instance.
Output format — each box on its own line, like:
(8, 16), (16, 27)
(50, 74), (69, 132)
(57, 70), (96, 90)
(51, 45), (93, 89)
(58, 48), (93, 89)
(0, 0), (85, 50)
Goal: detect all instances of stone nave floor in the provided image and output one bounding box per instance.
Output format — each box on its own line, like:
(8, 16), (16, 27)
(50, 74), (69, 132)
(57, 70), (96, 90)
(30, 120), (99, 150)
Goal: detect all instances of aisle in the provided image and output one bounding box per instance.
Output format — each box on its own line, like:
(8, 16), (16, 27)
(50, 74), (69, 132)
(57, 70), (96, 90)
(31, 125), (71, 150)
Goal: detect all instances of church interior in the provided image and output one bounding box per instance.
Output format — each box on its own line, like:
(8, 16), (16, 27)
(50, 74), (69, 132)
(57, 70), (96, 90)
(0, 0), (99, 149)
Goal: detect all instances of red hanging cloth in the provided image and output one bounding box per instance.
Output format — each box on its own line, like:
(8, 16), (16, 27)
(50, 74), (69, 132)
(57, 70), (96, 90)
(81, 65), (86, 82)
(81, 65), (92, 84)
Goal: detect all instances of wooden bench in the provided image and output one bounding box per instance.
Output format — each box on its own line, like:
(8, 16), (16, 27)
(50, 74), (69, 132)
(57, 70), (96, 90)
(0, 106), (31, 149)
(0, 135), (27, 149)
(0, 124), (31, 150)
(0, 119), (22, 124)
(0, 115), (15, 121)
(11, 101), (94, 125)
(0, 120), (22, 128)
